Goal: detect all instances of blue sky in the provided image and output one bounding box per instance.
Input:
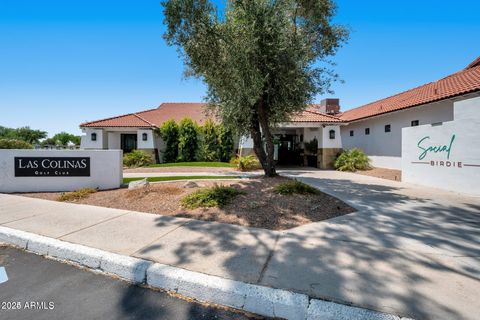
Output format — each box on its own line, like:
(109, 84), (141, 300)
(0, 0), (479, 136)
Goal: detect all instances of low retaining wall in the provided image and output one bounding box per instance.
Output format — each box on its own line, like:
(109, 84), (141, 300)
(0, 149), (122, 193)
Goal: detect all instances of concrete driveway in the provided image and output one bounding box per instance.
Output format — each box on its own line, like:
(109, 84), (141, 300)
(273, 169), (480, 320)
(1, 170), (479, 320)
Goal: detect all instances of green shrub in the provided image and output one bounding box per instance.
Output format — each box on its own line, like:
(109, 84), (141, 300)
(0, 138), (33, 149)
(123, 150), (154, 168)
(334, 148), (371, 172)
(159, 119), (179, 163)
(58, 188), (97, 202)
(178, 118), (199, 162)
(273, 180), (320, 195)
(230, 155), (261, 171)
(181, 185), (243, 209)
(198, 119), (219, 161)
(217, 125), (234, 162)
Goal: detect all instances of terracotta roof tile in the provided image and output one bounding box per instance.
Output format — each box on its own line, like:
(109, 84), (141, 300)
(80, 112), (155, 128)
(340, 57), (480, 122)
(288, 108), (343, 123)
(466, 56), (480, 69)
(81, 57), (480, 128)
(80, 103), (211, 128)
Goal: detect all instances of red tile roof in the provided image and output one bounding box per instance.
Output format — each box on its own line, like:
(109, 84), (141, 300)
(466, 56), (480, 69)
(81, 57), (480, 128)
(81, 102), (341, 127)
(288, 108), (343, 123)
(340, 57), (480, 122)
(80, 103), (211, 128)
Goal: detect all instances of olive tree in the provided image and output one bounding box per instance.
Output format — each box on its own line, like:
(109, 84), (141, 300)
(162, 0), (348, 176)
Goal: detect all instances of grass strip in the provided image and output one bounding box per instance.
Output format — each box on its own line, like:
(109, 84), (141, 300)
(123, 175), (240, 184)
(147, 162), (234, 168)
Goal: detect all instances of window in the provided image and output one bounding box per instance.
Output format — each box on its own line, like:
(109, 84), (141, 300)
(411, 120), (419, 127)
(349, 130), (354, 137)
(142, 133), (148, 141)
(91, 133), (97, 141)
(329, 130), (335, 139)
(365, 128), (370, 135)
(385, 124), (391, 133)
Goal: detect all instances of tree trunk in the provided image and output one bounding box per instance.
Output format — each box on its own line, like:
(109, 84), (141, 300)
(250, 98), (277, 177)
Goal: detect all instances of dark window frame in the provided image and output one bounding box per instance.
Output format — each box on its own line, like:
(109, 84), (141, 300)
(411, 120), (419, 127)
(365, 128), (370, 135)
(91, 133), (97, 141)
(349, 130), (354, 137)
(385, 124), (391, 133)
(329, 129), (335, 139)
(142, 133), (148, 141)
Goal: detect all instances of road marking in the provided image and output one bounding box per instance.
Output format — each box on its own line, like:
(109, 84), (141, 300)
(0, 267), (8, 284)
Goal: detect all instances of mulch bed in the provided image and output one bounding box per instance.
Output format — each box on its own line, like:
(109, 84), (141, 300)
(17, 177), (355, 230)
(354, 167), (402, 181)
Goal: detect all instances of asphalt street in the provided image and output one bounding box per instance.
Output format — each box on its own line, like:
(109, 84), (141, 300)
(0, 246), (264, 320)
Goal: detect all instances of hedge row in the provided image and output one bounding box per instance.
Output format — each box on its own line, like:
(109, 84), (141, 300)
(158, 118), (234, 163)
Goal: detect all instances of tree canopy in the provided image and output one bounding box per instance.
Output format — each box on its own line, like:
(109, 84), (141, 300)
(51, 132), (81, 146)
(0, 126), (47, 144)
(162, 0), (348, 176)
(0, 126), (82, 146)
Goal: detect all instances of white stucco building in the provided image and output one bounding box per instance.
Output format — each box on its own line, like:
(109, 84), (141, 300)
(80, 103), (210, 163)
(80, 56), (480, 172)
(336, 56), (480, 169)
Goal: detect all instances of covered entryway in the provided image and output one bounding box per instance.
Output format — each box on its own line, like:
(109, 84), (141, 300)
(274, 130), (302, 166)
(121, 134), (137, 153)
(271, 122), (343, 169)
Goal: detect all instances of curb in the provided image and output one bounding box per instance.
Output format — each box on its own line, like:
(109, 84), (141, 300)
(0, 226), (410, 320)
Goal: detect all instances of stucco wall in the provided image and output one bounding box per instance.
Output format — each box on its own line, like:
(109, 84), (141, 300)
(401, 96), (480, 195)
(137, 129), (155, 149)
(80, 128), (106, 149)
(320, 125), (342, 149)
(82, 128), (159, 151)
(303, 127), (321, 145)
(107, 132), (121, 149)
(0, 150), (123, 193)
(341, 100), (454, 169)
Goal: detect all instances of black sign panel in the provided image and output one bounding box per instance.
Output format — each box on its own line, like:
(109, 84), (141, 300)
(14, 157), (91, 177)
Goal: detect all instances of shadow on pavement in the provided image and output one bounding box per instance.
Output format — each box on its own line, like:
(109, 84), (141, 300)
(122, 174), (480, 320)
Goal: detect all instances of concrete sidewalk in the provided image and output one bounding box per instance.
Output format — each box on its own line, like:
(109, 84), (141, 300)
(1, 170), (479, 320)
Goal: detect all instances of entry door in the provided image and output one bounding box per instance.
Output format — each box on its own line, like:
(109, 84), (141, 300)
(277, 134), (301, 165)
(121, 134), (137, 153)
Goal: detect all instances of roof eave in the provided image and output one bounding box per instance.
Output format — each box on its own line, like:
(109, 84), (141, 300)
(342, 89), (480, 123)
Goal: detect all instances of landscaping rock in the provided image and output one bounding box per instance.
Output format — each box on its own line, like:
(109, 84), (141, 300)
(128, 178), (149, 189)
(182, 181), (199, 188)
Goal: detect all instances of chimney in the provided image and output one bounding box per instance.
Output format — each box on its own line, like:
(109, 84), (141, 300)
(319, 98), (340, 115)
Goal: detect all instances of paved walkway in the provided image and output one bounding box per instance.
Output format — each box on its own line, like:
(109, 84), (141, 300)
(1, 170), (479, 320)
